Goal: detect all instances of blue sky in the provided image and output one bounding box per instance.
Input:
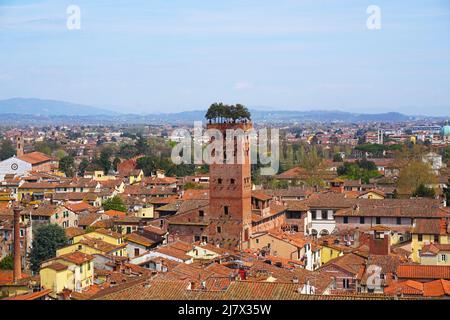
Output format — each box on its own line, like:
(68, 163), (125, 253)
(0, 0), (450, 115)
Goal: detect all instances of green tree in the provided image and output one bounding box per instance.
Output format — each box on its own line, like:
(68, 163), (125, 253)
(333, 153), (343, 162)
(412, 184), (436, 198)
(34, 141), (53, 156)
(137, 156), (158, 176)
(135, 135), (149, 155)
(98, 148), (112, 174)
(59, 155), (75, 177)
(78, 158), (90, 176)
(113, 157), (121, 172)
(0, 139), (16, 160)
(103, 195), (127, 212)
(30, 224), (67, 273)
(397, 161), (436, 195)
(118, 144), (139, 159)
(0, 254), (13, 270)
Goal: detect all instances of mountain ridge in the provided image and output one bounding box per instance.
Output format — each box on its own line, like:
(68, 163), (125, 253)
(0, 98), (446, 124)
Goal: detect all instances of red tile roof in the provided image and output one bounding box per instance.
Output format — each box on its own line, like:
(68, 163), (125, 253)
(104, 209), (127, 218)
(17, 151), (52, 165)
(397, 265), (450, 280)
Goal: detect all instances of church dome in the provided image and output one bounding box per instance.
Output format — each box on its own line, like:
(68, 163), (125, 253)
(441, 122), (450, 137)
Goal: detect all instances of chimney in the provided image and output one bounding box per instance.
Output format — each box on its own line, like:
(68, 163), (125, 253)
(369, 228), (390, 256)
(13, 206), (22, 283)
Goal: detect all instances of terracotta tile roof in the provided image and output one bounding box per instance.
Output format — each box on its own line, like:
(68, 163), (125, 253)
(143, 224), (167, 236)
(384, 280), (424, 296)
(420, 243), (450, 256)
(65, 227), (86, 239)
(413, 219), (447, 235)
(78, 212), (102, 227)
(53, 192), (100, 201)
(423, 279), (450, 297)
(155, 246), (192, 261)
(64, 202), (96, 213)
(126, 232), (155, 247)
(335, 199), (444, 218)
(58, 251), (94, 265)
(266, 187), (314, 198)
(3, 289), (52, 300)
(320, 252), (366, 276)
(251, 190), (272, 201)
(79, 237), (125, 253)
(18, 151), (52, 165)
(396, 265), (450, 280)
(284, 200), (309, 211)
(95, 278), (406, 300)
(148, 195), (179, 205)
(182, 189), (209, 200)
(43, 262), (69, 272)
(104, 209), (127, 218)
(19, 182), (59, 189)
(22, 203), (58, 217)
(306, 192), (356, 209)
(93, 228), (123, 239)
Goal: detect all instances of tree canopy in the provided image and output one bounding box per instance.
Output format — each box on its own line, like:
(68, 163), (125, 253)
(205, 103), (251, 123)
(397, 160), (436, 195)
(103, 195), (127, 212)
(0, 254), (13, 270)
(30, 224), (68, 273)
(412, 184), (436, 198)
(0, 139), (16, 161)
(337, 160), (380, 184)
(59, 155), (75, 177)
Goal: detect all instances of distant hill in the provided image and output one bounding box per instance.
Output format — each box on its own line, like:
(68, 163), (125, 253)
(0, 98), (116, 116)
(0, 98), (442, 125)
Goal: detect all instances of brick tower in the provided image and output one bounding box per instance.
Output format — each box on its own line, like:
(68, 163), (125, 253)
(16, 132), (24, 157)
(207, 121), (253, 250)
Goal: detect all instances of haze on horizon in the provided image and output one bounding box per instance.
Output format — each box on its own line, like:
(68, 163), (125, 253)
(0, 0), (449, 116)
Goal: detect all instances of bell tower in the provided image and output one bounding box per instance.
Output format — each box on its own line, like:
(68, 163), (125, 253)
(16, 132), (24, 157)
(207, 118), (253, 249)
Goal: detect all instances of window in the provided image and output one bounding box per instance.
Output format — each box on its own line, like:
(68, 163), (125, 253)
(224, 206), (229, 215)
(343, 217), (348, 224)
(218, 178), (223, 184)
(201, 236), (208, 242)
(217, 226), (222, 233)
(441, 254), (447, 262)
(134, 248), (140, 256)
(396, 217), (401, 225)
(194, 236), (201, 242)
(311, 211), (317, 220)
(376, 217), (381, 224)
(321, 211), (327, 220)
(342, 278), (350, 289)
(87, 263), (91, 271)
(434, 235), (439, 243)
(199, 210), (204, 217)
(256, 239), (259, 244)
(230, 178), (235, 184)
(418, 234), (423, 242)
(360, 217), (365, 224)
